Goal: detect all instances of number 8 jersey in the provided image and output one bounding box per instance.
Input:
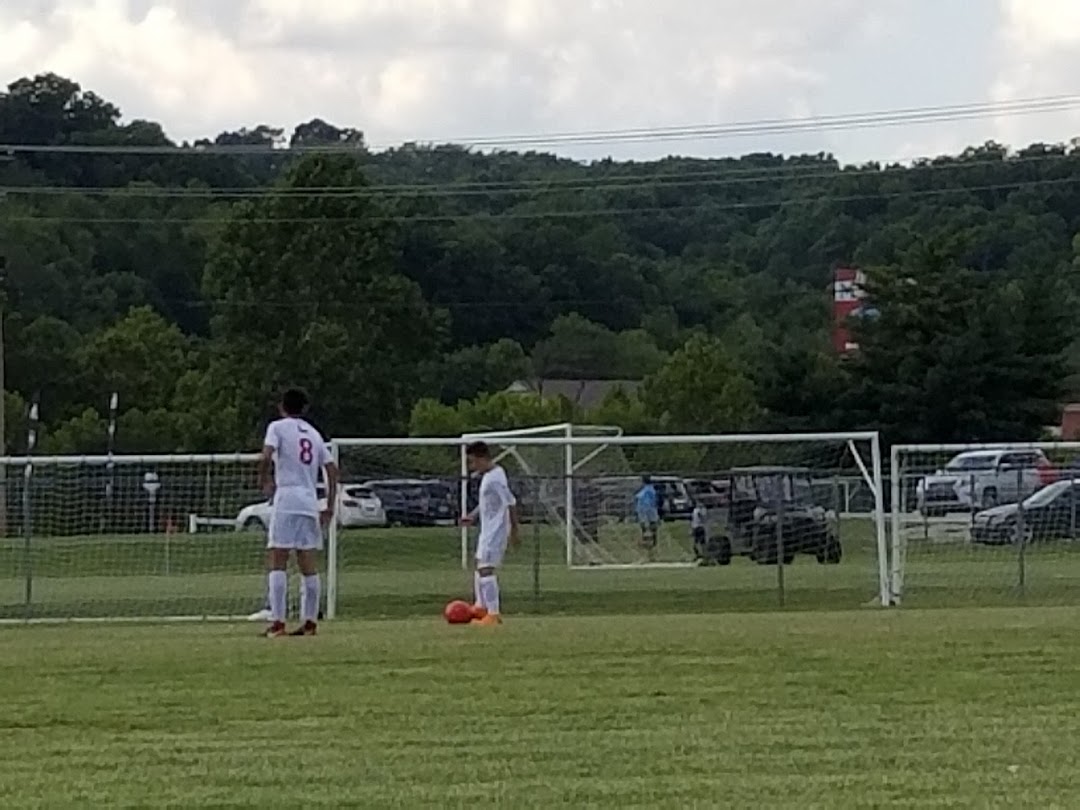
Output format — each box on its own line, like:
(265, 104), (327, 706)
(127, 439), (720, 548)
(263, 417), (331, 516)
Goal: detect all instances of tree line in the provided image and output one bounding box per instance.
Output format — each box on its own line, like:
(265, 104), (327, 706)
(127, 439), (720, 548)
(0, 72), (1077, 454)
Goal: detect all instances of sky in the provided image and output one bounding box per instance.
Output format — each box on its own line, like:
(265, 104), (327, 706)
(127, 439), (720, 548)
(2, 0), (1080, 163)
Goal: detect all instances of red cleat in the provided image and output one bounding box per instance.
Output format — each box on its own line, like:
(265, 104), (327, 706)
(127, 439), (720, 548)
(263, 621), (287, 638)
(289, 621), (318, 637)
(471, 604), (489, 621)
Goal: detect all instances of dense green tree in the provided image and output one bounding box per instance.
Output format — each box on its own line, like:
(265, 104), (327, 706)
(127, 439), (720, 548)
(532, 314), (666, 380)
(436, 339), (533, 404)
(588, 387), (656, 434)
(290, 119), (365, 149)
(409, 391), (569, 436)
(203, 153), (444, 441)
(75, 306), (191, 413)
(3, 391), (28, 452)
(5, 315), (82, 419)
(41, 408), (106, 454)
(3, 71), (1080, 450)
(848, 242), (1076, 443)
(642, 335), (760, 433)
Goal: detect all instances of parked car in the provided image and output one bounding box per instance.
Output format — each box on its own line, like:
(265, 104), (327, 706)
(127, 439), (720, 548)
(364, 479), (456, 526)
(971, 479), (1080, 546)
(235, 484), (387, 530)
(915, 449), (1055, 516)
(337, 485), (389, 527)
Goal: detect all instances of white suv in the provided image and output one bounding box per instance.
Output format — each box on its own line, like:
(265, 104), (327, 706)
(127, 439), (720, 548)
(915, 449), (1054, 516)
(236, 484), (387, 530)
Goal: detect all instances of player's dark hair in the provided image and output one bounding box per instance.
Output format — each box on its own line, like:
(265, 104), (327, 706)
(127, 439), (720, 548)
(281, 388), (310, 416)
(465, 441), (492, 459)
(642, 475), (652, 484)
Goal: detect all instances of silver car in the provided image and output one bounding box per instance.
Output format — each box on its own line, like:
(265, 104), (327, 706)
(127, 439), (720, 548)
(915, 449), (1052, 516)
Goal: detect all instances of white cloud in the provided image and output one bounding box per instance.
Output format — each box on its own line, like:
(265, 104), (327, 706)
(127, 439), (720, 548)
(3, 0), (1078, 160)
(993, 0), (1080, 148)
(999, 0), (1080, 48)
(1, 0), (261, 136)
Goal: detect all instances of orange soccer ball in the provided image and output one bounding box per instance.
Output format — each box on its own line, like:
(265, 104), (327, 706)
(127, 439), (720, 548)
(443, 599), (474, 625)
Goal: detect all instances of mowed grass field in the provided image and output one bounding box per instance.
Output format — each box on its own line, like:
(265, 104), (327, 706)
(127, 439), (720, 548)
(4, 609), (1080, 806)
(4, 521), (1080, 805)
(0, 518), (888, 620)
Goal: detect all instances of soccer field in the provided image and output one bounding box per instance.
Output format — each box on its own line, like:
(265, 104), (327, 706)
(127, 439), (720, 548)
(3, 607), (1080, 807)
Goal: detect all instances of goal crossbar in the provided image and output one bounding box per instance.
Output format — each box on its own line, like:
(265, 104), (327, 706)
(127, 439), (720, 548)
(336, 431), (880, 448)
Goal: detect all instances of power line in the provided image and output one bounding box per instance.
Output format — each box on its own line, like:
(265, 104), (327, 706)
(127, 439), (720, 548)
(7, 176), (1077, 226)
(1, 151), (1075, 201)
(439, 97), (1080, 150)
(1, 95), (1078, 157)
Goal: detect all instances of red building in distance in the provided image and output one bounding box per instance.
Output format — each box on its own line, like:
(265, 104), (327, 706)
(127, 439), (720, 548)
(832, 267), (867, 355)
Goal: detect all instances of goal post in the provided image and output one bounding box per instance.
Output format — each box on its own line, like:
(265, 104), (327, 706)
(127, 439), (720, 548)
(890, 442), (1080, 607)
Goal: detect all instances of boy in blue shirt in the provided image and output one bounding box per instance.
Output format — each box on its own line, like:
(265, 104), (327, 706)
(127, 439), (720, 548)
(635, 476), (660, 560)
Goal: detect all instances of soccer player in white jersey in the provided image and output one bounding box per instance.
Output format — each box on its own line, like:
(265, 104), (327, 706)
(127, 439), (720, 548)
(257, 388), (338, 638)
(461, 441), (519, 626)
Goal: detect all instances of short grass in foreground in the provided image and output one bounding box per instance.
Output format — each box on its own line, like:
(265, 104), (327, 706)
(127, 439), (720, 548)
(3, 608), (1080, 807)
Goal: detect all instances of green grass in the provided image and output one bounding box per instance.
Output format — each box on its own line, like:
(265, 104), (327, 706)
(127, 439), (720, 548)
(4, 608), (1080, 806)
(4, 521), (1080, 805)
(0, 519), (888, 619)
(5, 517), (1080, 619)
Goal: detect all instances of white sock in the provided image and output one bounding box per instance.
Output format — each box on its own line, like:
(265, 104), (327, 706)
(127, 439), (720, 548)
(474, 570), (483, 607)
(268, 570), (287, 622)
(479, 574), (500, 615)
(302, 574), (320, 624)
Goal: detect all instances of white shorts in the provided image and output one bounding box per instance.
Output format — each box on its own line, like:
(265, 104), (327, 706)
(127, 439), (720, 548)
(475, 532), (508, 568)
(267, 512), (323, 551)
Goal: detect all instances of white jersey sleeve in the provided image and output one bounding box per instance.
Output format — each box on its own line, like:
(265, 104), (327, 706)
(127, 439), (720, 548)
(494, 473), (516, 510)
(264, 421), (282, 453)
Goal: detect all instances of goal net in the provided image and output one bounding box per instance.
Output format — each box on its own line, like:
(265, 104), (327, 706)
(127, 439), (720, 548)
(333, 429), (889, 615)
(890, 442), (1080, 607)
(462, 423), (627, 567)
(0, 453), (267, 621)
(0, 432), (889, 621)
(329, 437), (463, 619)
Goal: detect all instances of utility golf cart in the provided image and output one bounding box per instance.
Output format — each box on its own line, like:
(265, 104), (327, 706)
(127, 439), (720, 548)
(704, 467), (842, 566)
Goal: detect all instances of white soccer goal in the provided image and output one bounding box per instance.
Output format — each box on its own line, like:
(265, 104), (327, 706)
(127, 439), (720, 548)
(0, 453), (266, 622)
(462, 423), (625, 569)
(332, 429), (889, 613)
(890, 442), (1080, 607)
(0, 432), (888, 622)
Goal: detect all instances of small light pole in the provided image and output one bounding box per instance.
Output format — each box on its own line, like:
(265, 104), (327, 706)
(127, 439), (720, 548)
(143, 472), (165, 573)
